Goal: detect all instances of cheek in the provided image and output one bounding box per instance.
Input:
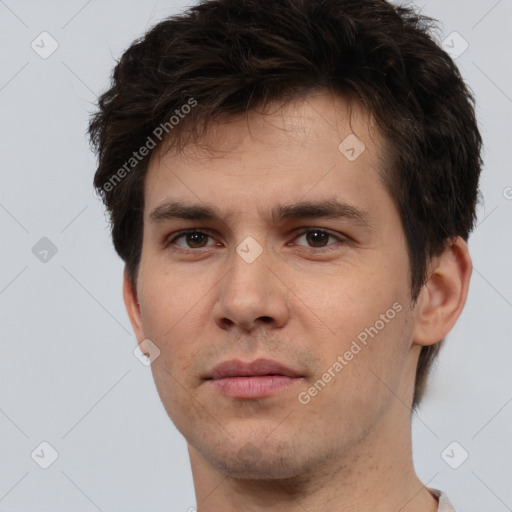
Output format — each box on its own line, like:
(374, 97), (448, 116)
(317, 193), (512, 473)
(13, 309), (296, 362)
(137, 271), (207, 429)
(304, 304), (413, 431)
(137, 257), (223, 367)
(298, 266), (413, 386)
(296, 267), (400, 334)
(138, 260), (202, 331)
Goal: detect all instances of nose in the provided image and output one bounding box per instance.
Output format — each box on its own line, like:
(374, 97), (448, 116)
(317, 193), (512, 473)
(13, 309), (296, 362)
(212, 242), (291, 332)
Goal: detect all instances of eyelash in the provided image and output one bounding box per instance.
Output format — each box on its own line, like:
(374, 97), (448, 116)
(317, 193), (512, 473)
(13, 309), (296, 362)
(164, 228), (348, 253)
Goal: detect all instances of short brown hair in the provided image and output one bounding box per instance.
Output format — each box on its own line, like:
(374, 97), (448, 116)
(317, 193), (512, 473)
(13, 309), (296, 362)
(89, 0), (482, 409)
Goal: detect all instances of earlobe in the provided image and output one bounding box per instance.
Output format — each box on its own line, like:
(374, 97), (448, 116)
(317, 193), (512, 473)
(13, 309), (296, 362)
(412, 237), (472, 347)
(122, 266), (149, 354)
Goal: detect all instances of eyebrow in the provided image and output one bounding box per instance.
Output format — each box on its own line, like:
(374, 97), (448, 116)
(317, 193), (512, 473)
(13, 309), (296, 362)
(149, 198), (374, 229)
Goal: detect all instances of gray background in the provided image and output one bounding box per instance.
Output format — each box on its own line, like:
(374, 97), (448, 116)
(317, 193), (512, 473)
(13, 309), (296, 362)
(1, 0), (511, 510)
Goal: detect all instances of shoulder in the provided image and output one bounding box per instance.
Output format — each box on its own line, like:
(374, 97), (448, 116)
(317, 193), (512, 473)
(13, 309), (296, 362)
(428, 487), (457, 512)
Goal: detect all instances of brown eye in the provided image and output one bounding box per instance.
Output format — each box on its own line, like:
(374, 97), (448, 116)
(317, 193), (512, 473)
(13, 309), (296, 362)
(168, 230), (215, 249)
(305, 230), (330, 247)
(184, 232), (209, 248)
(294, 228), (343, 249)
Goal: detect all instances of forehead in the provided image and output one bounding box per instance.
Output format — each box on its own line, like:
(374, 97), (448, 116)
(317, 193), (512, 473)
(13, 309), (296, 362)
(155, 91), (379, 159)
(144, 92), (387, 216)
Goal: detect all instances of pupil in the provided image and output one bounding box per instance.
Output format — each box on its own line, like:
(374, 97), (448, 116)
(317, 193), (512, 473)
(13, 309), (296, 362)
(187, 233), (206, 247)
(307, 231), (327, 247)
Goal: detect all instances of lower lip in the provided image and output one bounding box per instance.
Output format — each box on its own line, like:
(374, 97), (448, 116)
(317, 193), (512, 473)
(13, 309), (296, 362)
(208, 375), (301, 398)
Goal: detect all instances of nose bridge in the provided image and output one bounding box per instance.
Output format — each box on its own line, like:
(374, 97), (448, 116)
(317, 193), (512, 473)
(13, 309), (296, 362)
(224, 237), (272, 298)
(213, 236), (289, 330)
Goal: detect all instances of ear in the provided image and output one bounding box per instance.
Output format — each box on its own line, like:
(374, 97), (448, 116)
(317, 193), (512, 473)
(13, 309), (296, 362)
(412, 236), (472, 347)
(123, 266), (150, 356)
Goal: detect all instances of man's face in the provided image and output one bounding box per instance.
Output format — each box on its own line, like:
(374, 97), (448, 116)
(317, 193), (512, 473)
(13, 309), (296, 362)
(129, 92), (422, 479)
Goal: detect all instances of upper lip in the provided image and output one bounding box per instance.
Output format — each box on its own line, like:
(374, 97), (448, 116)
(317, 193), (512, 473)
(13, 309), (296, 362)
(206, 358), (302, 379)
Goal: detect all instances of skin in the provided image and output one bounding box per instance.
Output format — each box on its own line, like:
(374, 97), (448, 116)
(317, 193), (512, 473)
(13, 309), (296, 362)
(123, 91), (472, 511)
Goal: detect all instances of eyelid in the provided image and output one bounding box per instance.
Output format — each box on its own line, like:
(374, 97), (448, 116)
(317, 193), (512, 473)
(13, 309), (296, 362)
(291, 227), (348, 249)
(165, 228), (218, 248)
(165, 227), (348, 251)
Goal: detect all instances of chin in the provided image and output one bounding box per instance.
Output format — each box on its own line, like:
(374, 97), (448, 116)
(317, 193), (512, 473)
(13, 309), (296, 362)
(212, 457), (302, 480)
(199, 440), (316, 481)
